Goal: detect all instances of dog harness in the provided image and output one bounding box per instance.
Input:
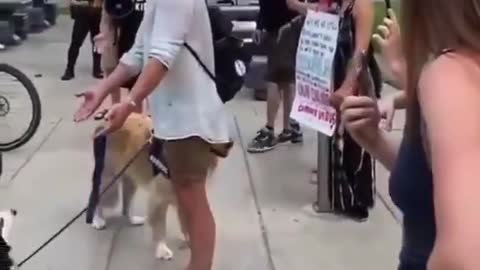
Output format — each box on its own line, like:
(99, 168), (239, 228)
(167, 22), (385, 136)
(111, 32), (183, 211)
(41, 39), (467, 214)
(86, 133), (171, 225)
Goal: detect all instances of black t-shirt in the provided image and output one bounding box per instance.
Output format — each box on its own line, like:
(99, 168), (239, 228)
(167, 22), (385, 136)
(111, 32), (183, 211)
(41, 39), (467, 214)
(115, 0), (145, 56)
(257, 0), (298, 33)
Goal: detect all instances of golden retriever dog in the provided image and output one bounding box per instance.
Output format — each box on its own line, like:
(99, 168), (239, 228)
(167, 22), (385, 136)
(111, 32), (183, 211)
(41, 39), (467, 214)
(89, 113), (214, 260)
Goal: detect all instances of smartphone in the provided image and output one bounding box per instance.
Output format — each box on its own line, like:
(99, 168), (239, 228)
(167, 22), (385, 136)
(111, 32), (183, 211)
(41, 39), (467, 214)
(385, 0), (392, 18)
(354, 51), (375, 99)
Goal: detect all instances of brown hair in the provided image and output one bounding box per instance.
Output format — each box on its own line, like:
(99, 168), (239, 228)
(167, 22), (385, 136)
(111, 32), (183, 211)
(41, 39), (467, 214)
(401, 0), (480, 133)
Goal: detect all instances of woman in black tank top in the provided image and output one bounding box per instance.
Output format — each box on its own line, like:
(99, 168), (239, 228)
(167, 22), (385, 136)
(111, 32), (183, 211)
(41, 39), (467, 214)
(338, 0), (480, 269)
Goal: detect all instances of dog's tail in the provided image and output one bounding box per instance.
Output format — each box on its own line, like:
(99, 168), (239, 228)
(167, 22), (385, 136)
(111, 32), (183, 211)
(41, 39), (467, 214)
(86, 134), (108, 224)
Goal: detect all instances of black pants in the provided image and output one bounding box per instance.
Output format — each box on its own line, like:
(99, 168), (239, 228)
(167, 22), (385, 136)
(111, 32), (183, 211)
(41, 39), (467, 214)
(398, 263), (426, 270)
(327, 39), (375, 215)
(66, 6), (101, 73)
(115, 11), (143, 89)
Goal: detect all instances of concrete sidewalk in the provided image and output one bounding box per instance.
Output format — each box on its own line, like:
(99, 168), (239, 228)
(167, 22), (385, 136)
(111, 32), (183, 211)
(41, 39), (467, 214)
(1, 16), (402, 270)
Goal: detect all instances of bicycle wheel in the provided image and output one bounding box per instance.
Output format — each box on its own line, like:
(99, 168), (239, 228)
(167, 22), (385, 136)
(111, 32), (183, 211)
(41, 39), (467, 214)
(0, 64), (42, 151)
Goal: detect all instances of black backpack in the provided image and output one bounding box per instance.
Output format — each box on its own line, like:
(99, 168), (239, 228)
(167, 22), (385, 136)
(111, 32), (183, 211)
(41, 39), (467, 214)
(104, 0), (134, 19)
(185, 5), (252, 103)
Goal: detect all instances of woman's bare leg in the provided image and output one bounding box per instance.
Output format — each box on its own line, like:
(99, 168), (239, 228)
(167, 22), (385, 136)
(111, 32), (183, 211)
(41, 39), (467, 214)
(174, 180), (215, 270)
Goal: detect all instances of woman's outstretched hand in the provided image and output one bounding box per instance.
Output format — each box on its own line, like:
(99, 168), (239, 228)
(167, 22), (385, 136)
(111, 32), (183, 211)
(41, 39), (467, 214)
(340, 96), (382, 148)
(73, 87), (105, 122)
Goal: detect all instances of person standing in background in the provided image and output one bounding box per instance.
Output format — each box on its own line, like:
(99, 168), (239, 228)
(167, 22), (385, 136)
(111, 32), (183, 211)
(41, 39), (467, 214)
(92, 0), (146, 116)
(288, 0), (376, 221)
(61, 0), (102, 81)
(247, 0), (304, 153)
(93, 1), (120, 107)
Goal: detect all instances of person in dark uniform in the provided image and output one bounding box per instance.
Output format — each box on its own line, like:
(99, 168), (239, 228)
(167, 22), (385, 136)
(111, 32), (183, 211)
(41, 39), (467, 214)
(61, 0), (103, 81)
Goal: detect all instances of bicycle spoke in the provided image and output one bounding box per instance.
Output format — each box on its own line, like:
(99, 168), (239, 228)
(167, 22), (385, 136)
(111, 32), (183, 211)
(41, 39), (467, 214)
(0, 69), (35, 149)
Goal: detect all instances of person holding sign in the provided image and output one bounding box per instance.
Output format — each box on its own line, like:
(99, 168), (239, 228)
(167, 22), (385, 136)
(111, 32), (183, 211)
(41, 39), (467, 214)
(341, 0), (480, 269)
(288, 0), (377, 221)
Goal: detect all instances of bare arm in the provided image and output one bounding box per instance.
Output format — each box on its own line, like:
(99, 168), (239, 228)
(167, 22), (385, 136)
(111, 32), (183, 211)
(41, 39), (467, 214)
(96, 63), (137, 100)
(419, 55), (480, 270)
(339, 0), (375, 91)
(127, 0), (194, 105)
(364, 128), (400, 171)
(95, 16), (147, 99)
(286, 0), (317, 15)
(392, 90), (406, 109)
(341, 96), (401, 171)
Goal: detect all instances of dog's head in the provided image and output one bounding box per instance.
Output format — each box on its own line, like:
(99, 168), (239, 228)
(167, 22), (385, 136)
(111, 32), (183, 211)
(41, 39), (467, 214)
(93, 113), (153, 141)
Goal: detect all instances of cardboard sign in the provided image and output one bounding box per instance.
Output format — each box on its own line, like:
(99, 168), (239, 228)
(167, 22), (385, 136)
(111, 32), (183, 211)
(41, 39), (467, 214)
(290, 10), (340, 136)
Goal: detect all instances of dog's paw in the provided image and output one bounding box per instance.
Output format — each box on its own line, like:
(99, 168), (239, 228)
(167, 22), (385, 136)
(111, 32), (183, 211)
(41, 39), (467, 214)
(128, 216), (146, 226)
(92, 216), (107, 230)
(179, 239), (190, 250)
(179, 234), (190, 250)
(155, 242), (173, 260)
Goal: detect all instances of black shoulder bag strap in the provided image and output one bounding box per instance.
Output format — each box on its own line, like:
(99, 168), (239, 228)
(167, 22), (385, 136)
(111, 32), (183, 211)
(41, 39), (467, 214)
(184, 0), (217, 83)
(184, 42), (217, 83)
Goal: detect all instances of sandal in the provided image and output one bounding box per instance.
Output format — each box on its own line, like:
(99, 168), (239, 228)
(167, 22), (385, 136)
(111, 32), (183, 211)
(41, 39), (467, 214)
(94, 109), (109, 120)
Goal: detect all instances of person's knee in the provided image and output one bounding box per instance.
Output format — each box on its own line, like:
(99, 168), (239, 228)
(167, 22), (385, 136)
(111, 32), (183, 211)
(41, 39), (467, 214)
(173, 177), (207, 200)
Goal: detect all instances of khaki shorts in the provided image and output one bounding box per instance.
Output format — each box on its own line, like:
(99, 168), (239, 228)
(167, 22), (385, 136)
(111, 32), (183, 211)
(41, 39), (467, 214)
(163, 137), (232, 183)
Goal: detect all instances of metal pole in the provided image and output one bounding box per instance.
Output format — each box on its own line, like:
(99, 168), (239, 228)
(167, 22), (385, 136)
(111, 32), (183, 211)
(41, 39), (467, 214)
(313, 132), (331, 212)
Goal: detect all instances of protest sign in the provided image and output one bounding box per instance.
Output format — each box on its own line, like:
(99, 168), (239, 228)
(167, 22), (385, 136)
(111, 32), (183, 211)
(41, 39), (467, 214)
(290, 10), (340, 136)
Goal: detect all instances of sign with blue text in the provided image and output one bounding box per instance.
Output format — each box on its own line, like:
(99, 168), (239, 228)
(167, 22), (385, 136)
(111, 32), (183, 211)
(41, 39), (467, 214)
(291, 10), (339, 136)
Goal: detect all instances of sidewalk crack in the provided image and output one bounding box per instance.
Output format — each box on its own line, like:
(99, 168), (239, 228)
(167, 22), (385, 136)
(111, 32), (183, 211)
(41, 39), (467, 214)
(234, 116), (276, 270)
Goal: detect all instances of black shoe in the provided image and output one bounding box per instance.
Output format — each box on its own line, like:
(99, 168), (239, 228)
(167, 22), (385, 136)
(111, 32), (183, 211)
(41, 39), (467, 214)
(290, 121), (303, 143)
(277, 129), (303, 144)
(278, 120), (303, 144)
(61, 69), (74, 81)
(247, 127), (277, 153)
(93, 70), (104, 79)
(94, 109), (109, 120)
(343, 207), (369, 222)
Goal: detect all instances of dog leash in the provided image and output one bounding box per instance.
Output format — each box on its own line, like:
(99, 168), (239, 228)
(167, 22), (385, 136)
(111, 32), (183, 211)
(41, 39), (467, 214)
(16, 139), (150, 268)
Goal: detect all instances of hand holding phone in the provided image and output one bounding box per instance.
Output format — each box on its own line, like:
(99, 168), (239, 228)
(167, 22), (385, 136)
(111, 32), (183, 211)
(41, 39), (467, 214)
(330, 51), (375, 110)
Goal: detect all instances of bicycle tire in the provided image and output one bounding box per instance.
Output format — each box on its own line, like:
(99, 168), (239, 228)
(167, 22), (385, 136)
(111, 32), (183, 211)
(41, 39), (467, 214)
(0, 63), (42, 151)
